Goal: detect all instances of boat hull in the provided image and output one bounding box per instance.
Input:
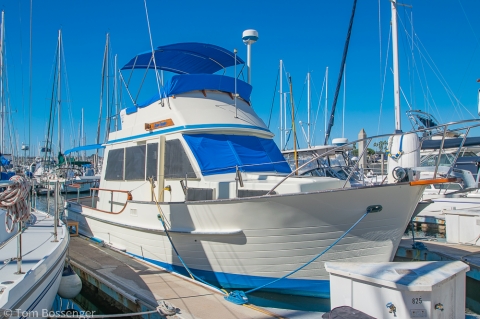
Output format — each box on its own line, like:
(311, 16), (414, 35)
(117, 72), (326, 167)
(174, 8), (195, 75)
(67, 183), (424, 297)
(0, 212), (69, 319)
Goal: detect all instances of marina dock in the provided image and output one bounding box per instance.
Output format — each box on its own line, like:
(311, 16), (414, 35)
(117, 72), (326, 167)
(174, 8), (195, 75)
(396, 238), (480, 280)
(68, 236), (286, 319)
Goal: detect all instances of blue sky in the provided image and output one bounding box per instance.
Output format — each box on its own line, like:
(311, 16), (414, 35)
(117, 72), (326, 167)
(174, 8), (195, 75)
(1, 0), (480, 155)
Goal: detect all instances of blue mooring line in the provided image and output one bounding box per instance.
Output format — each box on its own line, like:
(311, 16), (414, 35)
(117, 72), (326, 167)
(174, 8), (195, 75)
(158, 205), (382, 306)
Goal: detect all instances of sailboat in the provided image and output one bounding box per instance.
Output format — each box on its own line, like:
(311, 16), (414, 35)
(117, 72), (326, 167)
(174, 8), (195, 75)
(37, 30), (98, 194)
(0, 11), (69, 315)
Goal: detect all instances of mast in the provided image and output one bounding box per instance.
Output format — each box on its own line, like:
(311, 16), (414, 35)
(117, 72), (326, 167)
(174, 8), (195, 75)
(324, 0), (357, 145)
(57, 29), (62, 154)
(114, 54), (118, 131)
(96, 34), (108, 159)
(391, 0), (401, 132)
(279, 60), (283, 149)
(325, 67), (328, 141)
(343, 64), (346, 137)
(307, 72), (311, 147)
(289, 76), (298, 173)
(81, 108), (84, 160)
(0, 11), (4, 155)
(284, 92), (287, 148)
(104, 33), (111, 142)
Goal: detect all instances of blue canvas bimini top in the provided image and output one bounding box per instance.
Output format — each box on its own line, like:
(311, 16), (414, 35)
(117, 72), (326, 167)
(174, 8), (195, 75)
(122, 42), (244, 75)
(183, 134), (291, 176)
(137, 74), (252, 107)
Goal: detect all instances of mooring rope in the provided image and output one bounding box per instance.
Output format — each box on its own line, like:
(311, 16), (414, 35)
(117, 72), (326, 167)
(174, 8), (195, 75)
(225, 204), (382, 305)
(0, 175), (31, 233)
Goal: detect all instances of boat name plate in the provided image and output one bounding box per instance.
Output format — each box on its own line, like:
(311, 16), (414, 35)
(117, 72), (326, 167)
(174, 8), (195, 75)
(145, 119), (174, 131)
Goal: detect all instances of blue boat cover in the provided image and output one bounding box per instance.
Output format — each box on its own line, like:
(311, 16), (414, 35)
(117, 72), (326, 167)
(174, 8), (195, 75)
(183, 134), (291, 176)
(421, 137), (480, 150)
(64, 144), (105, 155)
(122, 43), (244, 75)
(0, 155), (10, 167)
(136, 74), (252, 109)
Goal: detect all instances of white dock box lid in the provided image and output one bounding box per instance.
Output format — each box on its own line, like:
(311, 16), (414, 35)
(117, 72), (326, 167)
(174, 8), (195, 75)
(443, 209), (480, 245)
(325, 261), (469, 319)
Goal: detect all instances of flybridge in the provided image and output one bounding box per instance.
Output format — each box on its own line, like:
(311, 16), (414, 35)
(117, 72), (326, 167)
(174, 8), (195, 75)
(121, 42), (251, 114)
(121, 42), (244, 74)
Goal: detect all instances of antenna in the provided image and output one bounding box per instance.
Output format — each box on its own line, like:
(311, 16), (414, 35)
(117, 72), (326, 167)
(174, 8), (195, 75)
(242, 29), (258, 85)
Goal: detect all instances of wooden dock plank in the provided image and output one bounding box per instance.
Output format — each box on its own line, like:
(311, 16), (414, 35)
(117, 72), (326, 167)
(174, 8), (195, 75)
(68, 237), (281, 319)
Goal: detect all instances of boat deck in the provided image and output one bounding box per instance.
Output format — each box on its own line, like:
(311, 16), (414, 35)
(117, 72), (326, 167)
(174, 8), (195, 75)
(68, 236), (289, 319)
(0, 210), (67, 308)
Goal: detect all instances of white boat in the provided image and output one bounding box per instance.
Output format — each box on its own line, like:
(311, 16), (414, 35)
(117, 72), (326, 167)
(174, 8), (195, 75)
(0, 177), (68, 317)
(0, 11), (69, 315)
(63, 40), (461, 298)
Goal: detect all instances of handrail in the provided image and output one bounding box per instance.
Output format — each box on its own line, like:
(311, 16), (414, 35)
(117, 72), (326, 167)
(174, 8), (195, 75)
(87, 188), (133, 214)
(271, 118), (480, 194)
(90, 187), (131, 194)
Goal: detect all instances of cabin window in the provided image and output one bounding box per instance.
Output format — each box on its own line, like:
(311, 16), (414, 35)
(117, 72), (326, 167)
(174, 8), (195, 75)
(146, 143), (158, 181)
(105, 148), (125, 180)
(125, 145), (146, 180)
(164, 139), (197, 179)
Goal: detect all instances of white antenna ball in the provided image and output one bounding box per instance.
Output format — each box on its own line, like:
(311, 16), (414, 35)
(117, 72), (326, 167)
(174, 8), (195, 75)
(242, 29), (259, 45)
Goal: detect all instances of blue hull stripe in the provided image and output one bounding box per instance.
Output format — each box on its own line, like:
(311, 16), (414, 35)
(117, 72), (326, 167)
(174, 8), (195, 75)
(127, 252), (330, 298)
(107, 123), (272, 144)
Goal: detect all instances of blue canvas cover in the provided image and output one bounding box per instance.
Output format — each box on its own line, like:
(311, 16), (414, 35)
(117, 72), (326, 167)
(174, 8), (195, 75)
(64, 144), (105, 155)
(122, 43), (244, 75)
(183, 134), (291, 176)
(137, 74), (252, 108)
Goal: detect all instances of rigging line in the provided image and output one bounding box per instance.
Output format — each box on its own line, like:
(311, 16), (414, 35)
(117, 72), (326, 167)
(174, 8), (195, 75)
(59, 38), (77, 147)
(18, 2), (26, 144)
(324, 0), (357, 145)
(377, 25), (391, 135)
(400, 14), (472, 119)
(96, 35), (107, 154)
(143, 0), (162, 106)
(4, 52), (18, 156)
(399, 6), (414, 110)
(296, 74), (307, 116)
(44, 46), (59, 163)
(454, 0), (480, 101)
(267, 68), (278, 128)
(409, 11), (416, 110)
(311, 74), (325, 146)
(377, 0), (382, 115)
(283, 80), (304, 150)
(400, 12), (446, 122)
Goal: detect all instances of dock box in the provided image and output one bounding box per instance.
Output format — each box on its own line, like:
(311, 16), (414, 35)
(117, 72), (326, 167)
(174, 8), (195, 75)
(443, 209), (480, 246)
(325, 261), (469, 319)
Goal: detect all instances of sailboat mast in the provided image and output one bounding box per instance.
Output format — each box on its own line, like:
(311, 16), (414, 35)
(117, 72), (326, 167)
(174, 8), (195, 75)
(105, 33), (110, 142)
(81, 108), (84, 160)
(325, 67), (328, 141)
(114, 54), (118, 131)
(343, 64), (346, 138)
(96, 34), (108, 160)
(57, 29), (62, 153)
(289, 76), (298, 172)
(0, 11), (4, 155)
(391, 0), (401, 132)
(307, 72), (311, 147)
(279, 60), (283, 150)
